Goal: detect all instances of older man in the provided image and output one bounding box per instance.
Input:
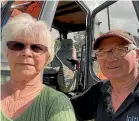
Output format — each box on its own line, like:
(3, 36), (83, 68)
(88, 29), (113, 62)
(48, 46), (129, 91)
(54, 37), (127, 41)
(71, 30), (139, 121)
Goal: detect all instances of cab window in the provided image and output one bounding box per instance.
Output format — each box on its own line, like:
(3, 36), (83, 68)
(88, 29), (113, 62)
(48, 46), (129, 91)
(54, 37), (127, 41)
(92, 1), (139, 80)
(2, 1), (45, 26)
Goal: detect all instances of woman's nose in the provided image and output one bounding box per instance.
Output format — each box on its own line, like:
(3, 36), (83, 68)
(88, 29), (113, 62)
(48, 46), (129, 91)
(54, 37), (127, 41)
(21, 46), (33, 57)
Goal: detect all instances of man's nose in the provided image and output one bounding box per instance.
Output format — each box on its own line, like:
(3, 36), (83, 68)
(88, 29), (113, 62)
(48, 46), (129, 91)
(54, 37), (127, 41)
(106, 51), (118, 61)
(21, 46), (33, 57)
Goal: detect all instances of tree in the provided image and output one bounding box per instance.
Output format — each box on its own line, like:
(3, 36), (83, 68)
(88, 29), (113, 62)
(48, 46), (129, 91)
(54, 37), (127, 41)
(74, 31), (85, 51)
(54, 39), (61, 52)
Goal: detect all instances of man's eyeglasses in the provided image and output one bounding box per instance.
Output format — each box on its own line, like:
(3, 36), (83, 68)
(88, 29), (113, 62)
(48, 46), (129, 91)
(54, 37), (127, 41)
(95, 45), (137, 60)
(7, 41), (48, 56)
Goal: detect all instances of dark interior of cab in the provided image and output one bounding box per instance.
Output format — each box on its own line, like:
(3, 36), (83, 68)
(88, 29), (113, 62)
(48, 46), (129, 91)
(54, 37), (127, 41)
(44, 1), (86, 95)
(53, 1), (86, 36)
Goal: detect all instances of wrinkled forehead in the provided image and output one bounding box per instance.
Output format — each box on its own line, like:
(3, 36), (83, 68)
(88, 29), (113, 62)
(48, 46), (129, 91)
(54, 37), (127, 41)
(98, 36), (129, 50)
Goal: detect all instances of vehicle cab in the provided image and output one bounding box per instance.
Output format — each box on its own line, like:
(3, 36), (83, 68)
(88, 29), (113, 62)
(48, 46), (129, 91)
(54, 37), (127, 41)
(1, 0), (139, 96)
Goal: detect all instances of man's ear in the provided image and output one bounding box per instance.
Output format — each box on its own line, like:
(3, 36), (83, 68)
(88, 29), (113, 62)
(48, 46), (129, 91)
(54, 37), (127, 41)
(136, 48), (139, 59)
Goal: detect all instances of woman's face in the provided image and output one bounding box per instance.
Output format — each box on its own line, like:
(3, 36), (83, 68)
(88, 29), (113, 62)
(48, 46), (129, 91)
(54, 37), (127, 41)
(7, 36), (49, 78)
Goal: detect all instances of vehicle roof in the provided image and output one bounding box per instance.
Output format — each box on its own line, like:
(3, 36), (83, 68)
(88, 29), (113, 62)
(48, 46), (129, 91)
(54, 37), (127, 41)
(53, 1), (86, 33)
(2, 1), (87, 33)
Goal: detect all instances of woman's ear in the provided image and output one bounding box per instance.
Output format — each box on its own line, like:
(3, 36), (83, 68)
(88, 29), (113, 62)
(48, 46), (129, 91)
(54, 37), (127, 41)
(2, 47), (8, 60)
(6, 50), (8, 57)
(45, 55), (50, 66)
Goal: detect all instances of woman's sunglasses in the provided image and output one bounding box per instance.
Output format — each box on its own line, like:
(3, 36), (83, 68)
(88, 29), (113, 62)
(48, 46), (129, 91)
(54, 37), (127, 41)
(7, 41), (48, 55)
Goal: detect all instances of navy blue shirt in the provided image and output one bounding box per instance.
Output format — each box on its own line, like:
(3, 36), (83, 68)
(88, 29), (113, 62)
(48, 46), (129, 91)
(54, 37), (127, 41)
(71, 81), (139, 121)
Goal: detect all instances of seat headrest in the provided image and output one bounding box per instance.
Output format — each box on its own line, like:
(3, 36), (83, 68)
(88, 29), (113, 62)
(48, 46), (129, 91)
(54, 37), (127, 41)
(61, 39), (74, 50)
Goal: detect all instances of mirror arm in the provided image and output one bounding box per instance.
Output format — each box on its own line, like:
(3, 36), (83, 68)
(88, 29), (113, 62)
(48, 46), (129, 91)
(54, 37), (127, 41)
(132, 1), (139, 22)
(92, 1), (117, 19)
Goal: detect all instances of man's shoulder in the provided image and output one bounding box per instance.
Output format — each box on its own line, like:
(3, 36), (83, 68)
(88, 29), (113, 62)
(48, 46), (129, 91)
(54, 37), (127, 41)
(71, 81), (109, 101)
(87, 80), (109, 93)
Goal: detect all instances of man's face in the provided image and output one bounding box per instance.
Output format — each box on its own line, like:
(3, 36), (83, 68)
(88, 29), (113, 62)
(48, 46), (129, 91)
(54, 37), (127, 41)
(97, 37), (138, 80)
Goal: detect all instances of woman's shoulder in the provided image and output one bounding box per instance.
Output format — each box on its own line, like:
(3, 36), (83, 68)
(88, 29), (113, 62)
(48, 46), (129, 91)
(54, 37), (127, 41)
(1, 82), (9, 100)
(41, 86), (76, 121)
(42, 85), (71, 104)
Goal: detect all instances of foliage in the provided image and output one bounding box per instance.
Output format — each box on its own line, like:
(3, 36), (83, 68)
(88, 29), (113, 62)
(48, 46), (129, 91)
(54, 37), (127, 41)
(54, 31), (86, 52)
(74, 31), (85, 51)
(54, 40), (61, 52)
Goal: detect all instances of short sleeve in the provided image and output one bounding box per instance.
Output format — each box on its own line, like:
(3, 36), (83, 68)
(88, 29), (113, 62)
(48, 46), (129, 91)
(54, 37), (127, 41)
(47, 93), (76, 121)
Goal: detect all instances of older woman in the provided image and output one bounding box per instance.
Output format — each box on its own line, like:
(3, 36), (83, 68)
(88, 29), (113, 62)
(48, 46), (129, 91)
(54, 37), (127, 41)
(71, 30), (139, 121)
(1, 13), (76, 121)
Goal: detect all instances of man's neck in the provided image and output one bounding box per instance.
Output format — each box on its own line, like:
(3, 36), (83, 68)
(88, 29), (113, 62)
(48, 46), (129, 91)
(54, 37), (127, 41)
(111, 73), (139, 94)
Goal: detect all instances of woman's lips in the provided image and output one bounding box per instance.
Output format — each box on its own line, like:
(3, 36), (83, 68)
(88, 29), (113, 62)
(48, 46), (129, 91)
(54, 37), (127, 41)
(17, 63), (34, 66)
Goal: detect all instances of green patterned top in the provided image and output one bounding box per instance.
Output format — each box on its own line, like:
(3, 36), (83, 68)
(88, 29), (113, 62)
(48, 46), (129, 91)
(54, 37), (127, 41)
(1, 86), (76, 121)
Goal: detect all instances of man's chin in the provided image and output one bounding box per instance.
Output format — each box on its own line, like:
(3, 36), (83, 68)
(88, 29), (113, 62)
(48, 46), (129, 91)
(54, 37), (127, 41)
(107, 75), (123, 81)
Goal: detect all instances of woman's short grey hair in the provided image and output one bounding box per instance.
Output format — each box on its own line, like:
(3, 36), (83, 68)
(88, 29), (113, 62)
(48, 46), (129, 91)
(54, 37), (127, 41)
(2, 13), (54, 64)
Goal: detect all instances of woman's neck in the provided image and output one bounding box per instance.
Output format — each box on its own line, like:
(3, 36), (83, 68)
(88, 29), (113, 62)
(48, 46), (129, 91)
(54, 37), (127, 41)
(5, 74), (44, 101)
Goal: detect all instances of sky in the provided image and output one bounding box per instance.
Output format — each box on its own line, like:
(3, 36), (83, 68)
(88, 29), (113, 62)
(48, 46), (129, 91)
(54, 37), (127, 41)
(85, 0), (139, 36)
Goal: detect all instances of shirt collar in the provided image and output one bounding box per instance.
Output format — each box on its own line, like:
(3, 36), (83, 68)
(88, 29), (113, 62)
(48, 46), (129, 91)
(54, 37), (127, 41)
(101, 81), (139, 99)
(133, 82), (139, 99)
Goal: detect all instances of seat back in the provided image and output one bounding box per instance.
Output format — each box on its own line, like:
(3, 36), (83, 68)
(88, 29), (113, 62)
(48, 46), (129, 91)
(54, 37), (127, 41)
(55, 55), (77, 93)
(51, 39), (77, 71)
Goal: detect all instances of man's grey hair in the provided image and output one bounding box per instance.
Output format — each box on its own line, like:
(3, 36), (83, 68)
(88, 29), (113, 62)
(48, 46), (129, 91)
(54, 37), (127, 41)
(2, 13), (54, 64)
